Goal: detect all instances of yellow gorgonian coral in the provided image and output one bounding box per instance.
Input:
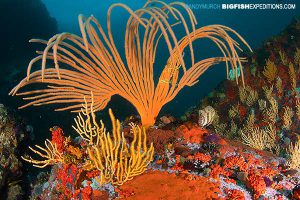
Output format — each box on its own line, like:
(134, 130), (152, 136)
(282, 106), (293, 130)
(279, 50), (289, 65)
(241, 124), (276, 152)
(75, 99), (154, 185)
(263, 59), (277, 83)
(295, 99), (300, 120)
(21, 139), (64, 168)
(72, 95), (105, 146)
(294, 48), (300, 67)
(73, 94), (154, 185)
(87, 122), (154, 186)
(288, 62), (296, 91)
(287, 139), (300, 169)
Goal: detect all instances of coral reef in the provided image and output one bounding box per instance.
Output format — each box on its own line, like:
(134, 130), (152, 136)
(6, 1), (300, 200)
(0, 104), (28, 199)
(27, 114), (300, 199)
(198, 17), (300, 159)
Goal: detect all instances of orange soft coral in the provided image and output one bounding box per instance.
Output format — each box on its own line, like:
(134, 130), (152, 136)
(66, 145), (83, 160)
(225, 188), (245, 200)
(193, 152), (212, 162)
(171, 155), (185, 171)
(246, 170), (266, 199)
(118, 171), (221, 199)
(86, 170), (101, 179)
(244, 153), (261, 166)
(224, 155), (248, 172)
(176, 124), (208, 143)
(210, 164), (232, 179)
(293, 190), (300, 200)
(259, 166), (277, 177)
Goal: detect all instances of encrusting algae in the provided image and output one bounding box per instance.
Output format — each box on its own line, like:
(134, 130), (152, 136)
(116, 171), (220, 199)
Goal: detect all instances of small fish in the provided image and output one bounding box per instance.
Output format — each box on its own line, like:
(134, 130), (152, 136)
(228, 66), (242, 81)
(198, 106), (216, 127)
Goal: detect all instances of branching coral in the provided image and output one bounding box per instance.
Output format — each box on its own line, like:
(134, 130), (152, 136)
(264, 124), (277, 151)
(72, 94), (105, 145)
(86, 121), (154, 186)
(210, 111), (228, 135)
(238, 86), (258, 106)
(238, 86), (248, 103)
(282, 106), (293, 130)
(287, 139), (300, 169)
(213, 123), (227, 136)
(241, 128), (265, 150)
(263, 59), (277, 83)
(288, 62), (297, 91)
(262, 86), (278, 125)
(245, 89), (258, 107)
(296, 99), (300, 120)
(241, 124), (276, 151)
(228, 104), (239, 118)
(262, 85), (274, 100)
(72, 95), (154, 185)
(275, 77), (283, 98)
(263, 96), (278, 124)
(225, 120), (238, 139)
(10, 1), (251, 126)
(258, 99), (267, 111)
(295, 48), (300, 68)
(242, 112), (255, 136)
(21, 139), (64, 168)
(279, 50), (289, 66)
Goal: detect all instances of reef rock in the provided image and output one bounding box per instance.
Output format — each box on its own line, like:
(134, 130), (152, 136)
(0, 104), (27, 199)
